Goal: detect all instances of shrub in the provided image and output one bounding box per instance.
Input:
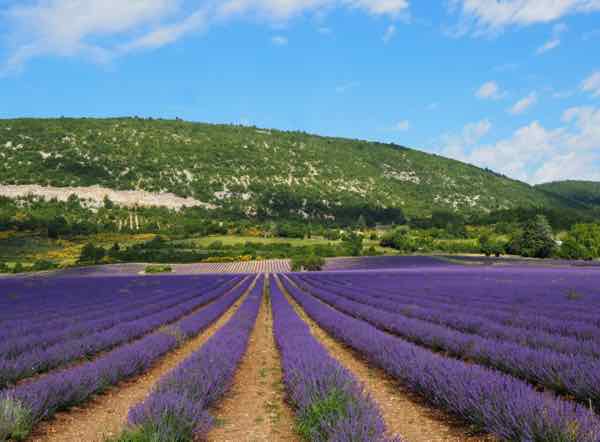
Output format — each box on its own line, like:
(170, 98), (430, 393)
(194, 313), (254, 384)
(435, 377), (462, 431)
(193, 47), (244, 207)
(362, 246), (381, 256)
(0, 396), (32, 441)
(341, 232), (363, 257)
(559, 224), (600, 260)
(323, 230), (341, 241)
(144, 265), (172, 274)
(78, 243), (106, 264)
(479, 235), (504, 257)
(380, 228), (417, 253)
(31, 260), (58, 271)
(291, 255), (325, 271)
(297, 389), (353, 441)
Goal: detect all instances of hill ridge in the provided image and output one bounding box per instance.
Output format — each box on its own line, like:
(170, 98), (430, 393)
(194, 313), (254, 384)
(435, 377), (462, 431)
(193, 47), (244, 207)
(0, 117), (571, 218)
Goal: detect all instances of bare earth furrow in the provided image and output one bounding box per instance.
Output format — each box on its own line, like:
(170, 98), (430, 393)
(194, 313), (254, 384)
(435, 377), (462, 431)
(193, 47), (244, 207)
(207, 277), (297, 442)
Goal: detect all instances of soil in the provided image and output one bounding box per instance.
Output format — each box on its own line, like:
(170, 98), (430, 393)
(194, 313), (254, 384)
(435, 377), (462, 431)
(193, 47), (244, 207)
(207, 278), (298, 442)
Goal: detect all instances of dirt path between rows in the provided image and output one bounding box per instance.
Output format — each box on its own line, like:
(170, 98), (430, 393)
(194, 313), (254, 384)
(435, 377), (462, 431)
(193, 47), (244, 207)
(207, 277), (298, 442)
(28, 277), (257, 442)
(278, 276), (492, 442)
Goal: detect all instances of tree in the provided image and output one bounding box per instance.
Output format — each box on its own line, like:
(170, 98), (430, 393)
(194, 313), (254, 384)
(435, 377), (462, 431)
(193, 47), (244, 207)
(479, 234), (503, 257)
(514, 215), (556, 258)
(47, 216), (69, 239)
(78, 243), (106, 264)
(291, 254), (325, 271)
(103, 195), (114, 210)
(342, 232), (363, 256)
(356, 215), (367, 231)
(559, 224), (600, 260)
(380, 227), (417, 252)
(108, 242), (121, 259)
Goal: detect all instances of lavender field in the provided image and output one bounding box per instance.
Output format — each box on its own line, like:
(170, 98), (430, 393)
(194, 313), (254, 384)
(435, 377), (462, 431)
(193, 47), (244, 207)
(1, 259), (600, 441)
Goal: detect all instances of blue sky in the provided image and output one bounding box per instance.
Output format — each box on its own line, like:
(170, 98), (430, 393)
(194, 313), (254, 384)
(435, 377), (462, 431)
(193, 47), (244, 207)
(0, 0), (599, 184)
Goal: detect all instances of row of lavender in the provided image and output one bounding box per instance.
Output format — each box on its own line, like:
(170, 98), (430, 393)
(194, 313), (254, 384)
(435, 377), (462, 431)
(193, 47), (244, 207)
(0, 276), (229, 359)
(292, 274), (600, 409)
(270, 277), (401, 441)
(0, 275), (226, 341)
(108, 276), (264, 441)
(304, 273), (600, 363)
(300, 269), (600, 341)
(281, 274), (600, 441)
(311, 266), (600, 322)
(0, 277), (240, 387)
(0, 275), (253, 441)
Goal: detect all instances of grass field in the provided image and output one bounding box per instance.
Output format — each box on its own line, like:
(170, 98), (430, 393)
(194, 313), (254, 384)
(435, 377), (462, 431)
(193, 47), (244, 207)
(0, 233), (392, 269)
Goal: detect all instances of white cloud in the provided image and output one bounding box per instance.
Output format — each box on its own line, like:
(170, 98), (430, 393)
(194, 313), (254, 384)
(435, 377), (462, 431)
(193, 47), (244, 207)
(217, 0), (409, 20)
(441, 106), (600, 183)
(2, 0), (411, 72)
(393, 120), (410, 131)
(344, 0), (409, 16)
(3, 0), (180, 71)
(120, 9), (209, 53)
(476, 81), (504, 100)
(271, 35), (289, 45)
(509, 92), (537, 115)
(383, 25), (397, 43)
(536, 22), (567, 54)
(450, 0), (600, 34)
(217, 0), (332, 21)
(427, 102), (439, 110)
(441, 119), (492, 158)
(582, 71), (600, 97)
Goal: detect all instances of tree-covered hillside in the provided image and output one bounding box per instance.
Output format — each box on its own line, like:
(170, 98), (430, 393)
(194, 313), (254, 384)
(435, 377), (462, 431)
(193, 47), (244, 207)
(536, 181), (600, 208)
(0, 117), (569, 219)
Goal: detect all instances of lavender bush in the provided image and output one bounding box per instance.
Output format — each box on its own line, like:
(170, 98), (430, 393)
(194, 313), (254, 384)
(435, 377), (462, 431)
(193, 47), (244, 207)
(292, 275), (600, 408)
(281, 275), (600, 442)
(270, 277), (402, 442)
(0, 276), (240, 387)
(0, 275), (254, 441)
(109, 276), (264, 441)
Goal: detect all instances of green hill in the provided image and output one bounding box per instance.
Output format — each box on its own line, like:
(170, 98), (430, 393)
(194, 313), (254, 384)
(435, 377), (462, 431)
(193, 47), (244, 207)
(0, 117), (571, 220)
(536, 181), (600, 208)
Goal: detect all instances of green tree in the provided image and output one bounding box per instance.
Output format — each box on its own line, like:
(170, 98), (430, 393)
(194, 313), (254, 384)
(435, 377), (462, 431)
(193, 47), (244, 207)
(559, 224), (600, 260)
(515, 215), (556, 258)
(78, 243), (106, 264)
(356, 215), (367, 231)
(342, 232), (363, 256)
(479, 234), (503, 257)
(108, 242), (121, 259)
(291, 254), (325, 271)
(47, 216), (69, 239)
(103, 195), (114, 209)
(380, 227), (417, 252)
